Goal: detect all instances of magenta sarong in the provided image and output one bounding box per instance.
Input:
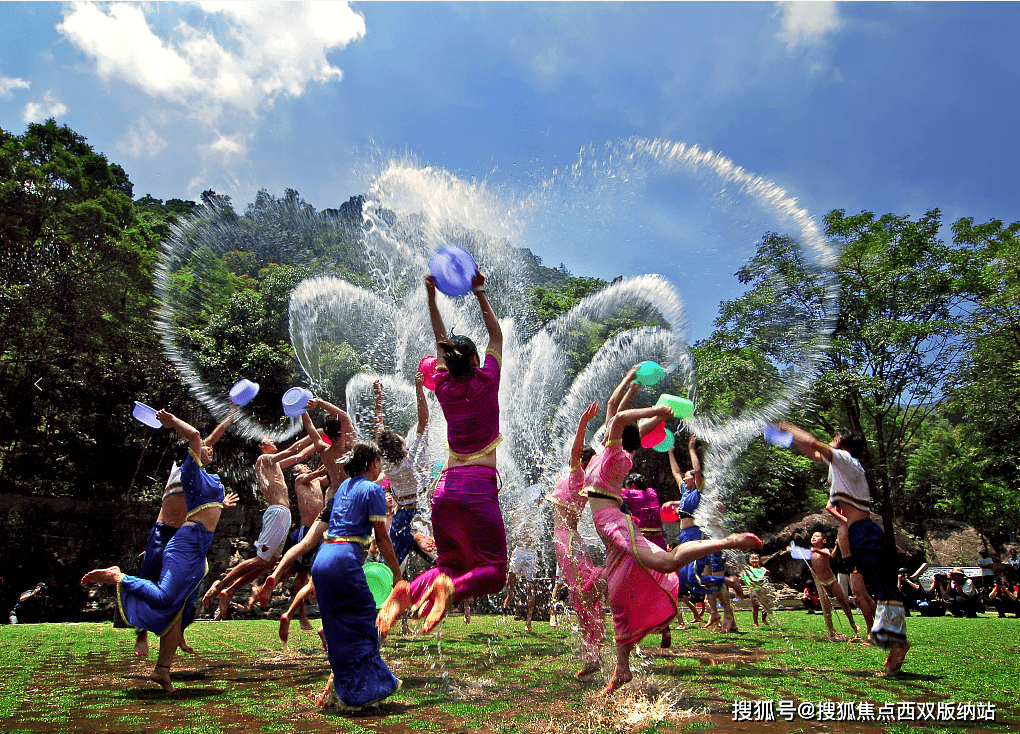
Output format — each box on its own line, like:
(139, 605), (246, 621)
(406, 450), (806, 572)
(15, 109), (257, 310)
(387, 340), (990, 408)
(593, 506), (680, 646)
(409, 465), (507, 615)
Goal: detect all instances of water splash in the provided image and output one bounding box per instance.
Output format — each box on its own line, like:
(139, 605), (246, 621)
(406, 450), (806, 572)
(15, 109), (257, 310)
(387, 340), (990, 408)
(154, 138), (838, 581)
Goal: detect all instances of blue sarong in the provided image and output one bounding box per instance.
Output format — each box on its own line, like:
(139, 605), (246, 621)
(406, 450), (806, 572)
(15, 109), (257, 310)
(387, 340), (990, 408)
(118, 522), (212, 636)
(313, 541), (400, 707)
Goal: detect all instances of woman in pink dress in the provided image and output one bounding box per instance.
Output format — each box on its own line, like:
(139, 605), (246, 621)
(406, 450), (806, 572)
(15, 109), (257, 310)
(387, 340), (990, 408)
(548, 400), (605, 679)
(377, 269), (507, 635)
(586, 365), (762, 693)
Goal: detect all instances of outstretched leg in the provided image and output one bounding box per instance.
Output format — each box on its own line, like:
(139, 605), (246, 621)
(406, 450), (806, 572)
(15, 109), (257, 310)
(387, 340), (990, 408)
(638, 534), (762, 574)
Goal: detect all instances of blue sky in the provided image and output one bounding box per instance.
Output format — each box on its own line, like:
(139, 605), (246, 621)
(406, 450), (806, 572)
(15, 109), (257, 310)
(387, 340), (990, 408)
(2, 2), (1018, 340)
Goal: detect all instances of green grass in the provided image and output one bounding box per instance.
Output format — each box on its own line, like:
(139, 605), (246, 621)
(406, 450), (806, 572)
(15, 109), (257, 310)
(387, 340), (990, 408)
(0, 610), (1015, 733)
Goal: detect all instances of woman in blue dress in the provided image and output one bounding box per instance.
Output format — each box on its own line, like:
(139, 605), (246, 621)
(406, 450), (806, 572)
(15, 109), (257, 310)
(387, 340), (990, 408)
(81, 404), (237, 692)
(313, 441), (403, 711)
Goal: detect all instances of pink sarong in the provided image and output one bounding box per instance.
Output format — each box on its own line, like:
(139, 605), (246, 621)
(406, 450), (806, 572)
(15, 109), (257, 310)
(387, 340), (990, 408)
(554, 526), (605, 662)
(593, 506), (680, 646)
(409, 464), (508, 616)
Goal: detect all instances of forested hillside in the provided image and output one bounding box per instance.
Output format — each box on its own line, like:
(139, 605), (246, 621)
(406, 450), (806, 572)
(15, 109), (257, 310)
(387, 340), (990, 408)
(2, 120), (1018, 549)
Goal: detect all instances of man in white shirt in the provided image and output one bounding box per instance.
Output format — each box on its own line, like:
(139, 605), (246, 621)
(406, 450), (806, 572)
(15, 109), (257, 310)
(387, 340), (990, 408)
(776, 421), (910, 677)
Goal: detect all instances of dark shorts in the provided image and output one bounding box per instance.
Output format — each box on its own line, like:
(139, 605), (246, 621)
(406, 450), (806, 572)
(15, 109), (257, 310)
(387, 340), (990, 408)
(289, 524), (318, 574)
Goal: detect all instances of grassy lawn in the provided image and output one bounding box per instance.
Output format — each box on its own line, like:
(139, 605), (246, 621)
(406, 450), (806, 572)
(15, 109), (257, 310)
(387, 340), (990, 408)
(0, 609), (1016, 733)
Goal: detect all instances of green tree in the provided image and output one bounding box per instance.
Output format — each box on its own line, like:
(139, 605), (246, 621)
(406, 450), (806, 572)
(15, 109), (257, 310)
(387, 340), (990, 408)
(0, 121), (183, 497)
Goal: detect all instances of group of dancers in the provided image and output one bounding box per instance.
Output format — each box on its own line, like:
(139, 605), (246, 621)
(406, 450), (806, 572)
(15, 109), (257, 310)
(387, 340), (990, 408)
(81, 267), (909, 711)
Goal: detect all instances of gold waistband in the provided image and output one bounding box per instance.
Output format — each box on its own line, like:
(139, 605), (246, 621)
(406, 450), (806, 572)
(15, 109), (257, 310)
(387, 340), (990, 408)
(186, 502), (223, 519)
(447, 434), (503, 461)
(323, 534), (370, 547)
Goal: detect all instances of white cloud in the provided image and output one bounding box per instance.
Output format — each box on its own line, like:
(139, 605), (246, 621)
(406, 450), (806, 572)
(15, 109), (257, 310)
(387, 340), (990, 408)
(57, 1), (365, 116)
(22, 91), (68, 122)
(55, 1), (366, 158)
(118, 116), (170, 159)
(208, 132), (247, 157)
(776, 1), (842, 49)
(0, 76), (31, 99)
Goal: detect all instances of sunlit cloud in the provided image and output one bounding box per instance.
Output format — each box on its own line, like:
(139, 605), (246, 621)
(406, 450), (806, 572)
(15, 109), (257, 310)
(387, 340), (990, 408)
(775, 1), (841, 49)
(1, 75), (31, 99)
(55, 1), (367, 160)
(22, 91), (67, 122)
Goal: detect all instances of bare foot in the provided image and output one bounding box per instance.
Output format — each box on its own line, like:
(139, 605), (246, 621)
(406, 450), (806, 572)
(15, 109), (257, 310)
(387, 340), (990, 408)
(216, 589), (235, 621)
(421, 575), (454, 634)
(727, 533), (763, 551)
(201, 581), (221, 609)
(279, 613), (291, 644)
(720, 618), (739, 633)
(706, 616), (721, 630)
(377, 581), (411, 639)
(574, 662), (600, 679)
(179, 637), (194, 654)
(315, 673), (335, 707)
(81, 567), (122, 585)
(299, 619), (314, 632)
(525, 622), (533, 633)
(753, 623), (760, 629)
(879, 641), (911, 677)
(254, 577), (274, 609)
(134, 630), (149, 658)
(149, 664), (173, 693)
(600, 669), (633, 694)
(660, 629), (672, 648)
(317, 627), (327, 651)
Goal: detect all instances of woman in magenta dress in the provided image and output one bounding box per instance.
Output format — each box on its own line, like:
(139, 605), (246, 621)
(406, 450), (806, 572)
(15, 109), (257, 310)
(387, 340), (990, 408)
(548, 400), (605, 679)
(586, 366), (762, 693)
(377, 268), (507, 635)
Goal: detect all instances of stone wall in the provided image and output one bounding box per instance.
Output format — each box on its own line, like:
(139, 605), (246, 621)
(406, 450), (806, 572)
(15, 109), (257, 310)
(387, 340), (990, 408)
(0, 493), (263, 622)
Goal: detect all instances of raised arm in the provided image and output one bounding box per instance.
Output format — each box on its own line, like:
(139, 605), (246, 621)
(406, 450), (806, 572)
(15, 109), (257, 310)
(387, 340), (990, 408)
(203, 402), (239, 447)
(373, 380), (385, 438)
(776, 421), (833, 465)
(414, 371), (429, 434)
(568, 401), (599, 467)
(301, 411), (331, 454)
(471, 271), (502, 357)
(156, 410), (204, 458)
(607, 404), (673, 442)
(666, 445), (684, 487)
(307, 397), (356, 444)
(687, 433), (704, 490)
(605, 365), (640, 424)
(425, 275), (449, 369)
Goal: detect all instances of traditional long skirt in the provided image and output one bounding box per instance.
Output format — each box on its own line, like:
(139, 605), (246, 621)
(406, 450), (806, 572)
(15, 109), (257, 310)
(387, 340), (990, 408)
(118, 522), (211, 636)
(847, 518), (908, 649)
(409, 465), (507, 616)
(554, 526), (605, 662)
(313, 541), (400, 707)
(593, 507), (680, 647)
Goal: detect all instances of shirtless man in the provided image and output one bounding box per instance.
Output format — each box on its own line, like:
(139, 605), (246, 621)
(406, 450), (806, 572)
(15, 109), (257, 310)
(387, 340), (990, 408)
(264, 462), (328, 636)
(203, 441), (297, 620)
(809, 530), (860, 640)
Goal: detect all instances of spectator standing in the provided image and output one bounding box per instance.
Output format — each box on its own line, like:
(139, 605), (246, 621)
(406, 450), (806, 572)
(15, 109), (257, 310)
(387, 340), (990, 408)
(977, 549), (995, 594)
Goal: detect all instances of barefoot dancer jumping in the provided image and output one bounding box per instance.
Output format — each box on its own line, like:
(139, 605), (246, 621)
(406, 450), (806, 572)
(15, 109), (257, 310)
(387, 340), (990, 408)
(586, 367), (763, 694)
(377, 269), (507, 636)
(81, 403), (238, 692)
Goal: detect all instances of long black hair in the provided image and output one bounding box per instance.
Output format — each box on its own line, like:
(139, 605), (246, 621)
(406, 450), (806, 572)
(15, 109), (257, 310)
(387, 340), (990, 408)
(622, 424), (641, 453)
(344, 442), (381, 476)
(438, 334), (480, 379)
